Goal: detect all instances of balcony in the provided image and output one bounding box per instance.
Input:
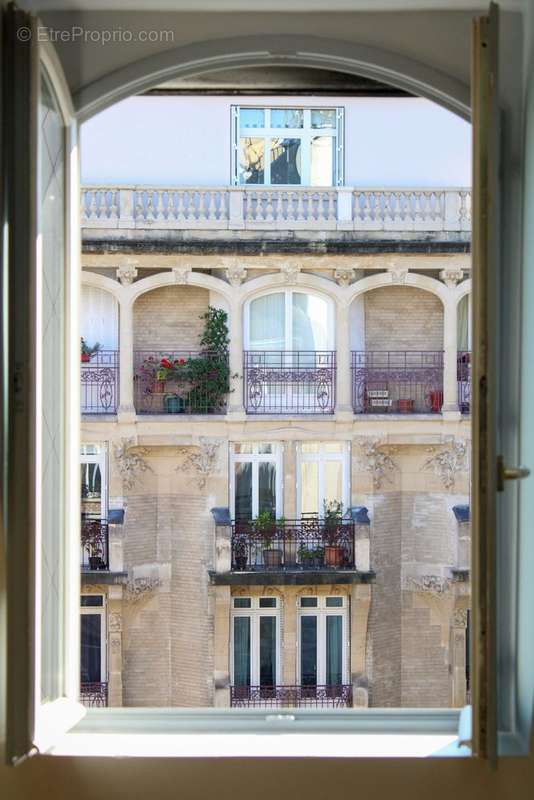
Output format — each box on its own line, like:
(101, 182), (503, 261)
(81, 518), (109, 571)
(134, 350), (230, 415)
(243, 351), (336, 415)
(231, 518), (355, 572)
(351, 350), (444, 414)
(81, 186), (471, 234)
(230, 684), (353, 708)
(457, 351), (471, 414)
(80, 682), (108, 708)
(81, 350), (119, 414)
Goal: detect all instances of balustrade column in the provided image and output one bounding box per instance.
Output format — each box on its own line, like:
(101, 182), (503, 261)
(336, 301), (353, 415)
(228, 297), (244, 415)
(118, 298), (136, 422)
(443, 297), (460, 414)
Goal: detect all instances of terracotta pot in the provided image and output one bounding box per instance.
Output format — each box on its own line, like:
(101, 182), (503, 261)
(429, 390), (443, 413)
(234, 554), (248, 571)
(88, 555), (104, 570)
(398, 398), (414, 414)
(263, 548), (282, 568)
(153, 380), (166, 393)
(324, 545), (343, 567)
(81, 353), (90, 363)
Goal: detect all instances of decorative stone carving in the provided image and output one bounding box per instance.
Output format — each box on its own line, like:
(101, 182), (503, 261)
(387, 264), (409, 284)
(125, 576), (161, 603)
(172, 266), (190, 284)
(280, 260), (301, 283)
(116, 261), (138, 285)
(421, 438), (468, 490)
(225, 263), (247, 286)
(354, 436), (399, 490)
(453, 607), (468, 627)
(334, 267), (356, 287)
(407, 575), (452, 596)
(114, 438), (152, 491)
(439, 268), (464, 288)
(176, 438), (221, 489)
(108, 612), (122, 632)
(110, 634), (121, 655)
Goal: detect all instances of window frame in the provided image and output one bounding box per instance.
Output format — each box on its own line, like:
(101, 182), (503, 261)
(296, 441), (351, 518)
(80, 444), (108, 519)
(243, 289), (335, 352)
(229, 442), (283, 520)
(230, 596), (281, 687)
(80, 595), (107, 686)
(297, 596), (349, 686)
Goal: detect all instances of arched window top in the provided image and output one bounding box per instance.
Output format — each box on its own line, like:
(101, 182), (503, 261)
(245, 289), (334, 351)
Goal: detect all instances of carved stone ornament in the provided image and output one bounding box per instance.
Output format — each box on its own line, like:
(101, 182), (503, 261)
(439, 268), (464, 289)
(334, 267), (356, 287)
(354, 436), (399, 490)
(176, 438), (221, 489)
(110, 634), (121, 655)
(387, 264), (409, 284)
(408, 575), (452, 596)
(421, 438), (468, 490)
(280, 260), (301, 283)
(225, 263), (247, 286)
(125, 576), (161, 603)
(172, 266), (190, 284)
(116, 261), (138, 285)
(114, 437), (152, 491)
(453, 607), (468, 627)
(108, 612), (122, 632)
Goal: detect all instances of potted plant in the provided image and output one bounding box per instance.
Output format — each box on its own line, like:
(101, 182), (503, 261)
(398, 398), (414, 414)
(298, 544), (324, 569)
(81, 338), (101, 363)
(81, 519), (106, 570)
(233, 534), (248, 571)
(323, 500), (344, 567)
(254, 511), (282, 568)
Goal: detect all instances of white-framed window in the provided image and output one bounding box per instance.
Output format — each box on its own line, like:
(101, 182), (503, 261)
(231, 596), (280, 687)
(232, 105), (344, 186)
(230, 442), (283, 520)
(244, 289), (335, 352)
(297, 596), (348, 687)
(81, 444), (107, 519)
(80, 595), (107, 686)
(297, 442), (350, 517)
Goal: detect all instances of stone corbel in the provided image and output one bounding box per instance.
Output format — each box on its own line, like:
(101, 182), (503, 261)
(280, 260), (301, 283)
(114, 437), (152, 491)
(439, 268), (464, 288)
(176, 438), (221, 489)
(172, 266), (191, 284)
(387, 261), (409, 284)
(354, 436), (399, 490)
(116, 261), (139, 285)
(334, 267), (356, 287)
(225, 260), (247, 286)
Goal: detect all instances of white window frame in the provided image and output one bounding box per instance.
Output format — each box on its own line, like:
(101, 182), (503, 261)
(80, 443), (108, 519)
(244, 289), (335, 352)
(296, 441), (351, 518)
(80, 595), (107, 685)
(297, 596), (349, 686)
(230, 596), (281, 687)
(229, 442), (283, 519)
(231, 105), (344, 187)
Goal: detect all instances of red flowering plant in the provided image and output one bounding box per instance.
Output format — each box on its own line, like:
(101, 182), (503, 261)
(139, 354), (191, 384)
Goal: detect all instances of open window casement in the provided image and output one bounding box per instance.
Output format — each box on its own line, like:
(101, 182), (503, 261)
(4, 7), (82, 764)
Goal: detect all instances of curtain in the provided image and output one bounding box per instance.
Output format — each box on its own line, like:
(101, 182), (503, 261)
(326, 616), (343, 686)
(249, 293), (285, 350)
(234, 462), (252, 521)
(258, 462), (276, 517)
(300, 616), (318, 686)
(457, 295), (469, 351)
(259, 616), (277, 687)
(233, 617), (251, 686)
(292, 293), (329, 351)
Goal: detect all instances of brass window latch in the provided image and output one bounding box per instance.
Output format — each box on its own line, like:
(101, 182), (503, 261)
(496, 455), (531, 492)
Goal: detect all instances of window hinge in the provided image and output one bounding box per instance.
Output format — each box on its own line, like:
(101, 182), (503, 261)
(496, 454), (530, 491)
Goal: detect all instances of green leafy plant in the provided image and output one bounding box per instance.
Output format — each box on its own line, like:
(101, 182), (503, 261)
(81, 337), (101, 359)
(322, 499), (344, 545)
(187, 306), (233, 413)
(253, 510), (278, 549)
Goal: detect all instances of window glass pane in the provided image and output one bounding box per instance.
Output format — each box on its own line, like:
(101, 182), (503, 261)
(80, 615), (102, 683)
(311, 109), (336, 129)
(324, 461), (342, 506)
(300, 616), (317, 685)
(81, 595), (104, 607)
(81, 444), (100, 455)
(326, 616), (343, 685)
(300, 597), (318, 607)
(271, 108), (303, 128)
(234, 443), (254, 454)
(239, 137), (265, 184)
(249, 293), (285, 350)
(235, 462), (253, 521)
(326, 597), (343, 607)
(233, 617), (251, 686)
(257, 443), (273, 454)
(259, 597), (277, 608)
(301, 461), (319, 516)
(259, 616), (277, 686)
(310, 136), (334, 186)
(240, 108), (265, 128)
(324, 442), (343, 453)
(270, 138), (301, 185)
(258, 462), (276, 517)
(233, 598), (252, 609)
(301, 442), (320, 453)
(292, 293), (329, 350)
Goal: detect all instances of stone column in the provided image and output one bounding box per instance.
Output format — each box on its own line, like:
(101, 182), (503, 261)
(450, 609), (468, 707)
(214, 586), (231, 707)
(282, 588), (297, 686)
(336, 300), (353, 417)
(350, 584), (371, 707)
(228, 297), (245, 417)
(107, 586), (123, 707)
(442, 297), (460, 415)
(118, 298), (136, 422)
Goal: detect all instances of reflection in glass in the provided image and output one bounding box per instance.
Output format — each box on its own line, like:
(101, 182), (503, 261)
(292, 293), (329, 350)
(240, 108), (265, 128)
(301, 461), (319, 516)
(324, 461), (342, 506)
(258, 462), (276, 517)
(81, 615), (101, 683)
(259, 616), (277, 686)
(239, 137), (265, 184)
(326, 616), (343, 685)
(310, 136), (334, 186)
(233, 617), (251, 686)
(270, 138), (301, 184)
(311, 109), (336, 129)
(271, 108), (303, 128)
(249, 293), (285, 350)
(235, 462), (253, 520)
(301, 616), (317, 686)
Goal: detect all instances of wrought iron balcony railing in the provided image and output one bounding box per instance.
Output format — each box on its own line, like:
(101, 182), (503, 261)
(81, 518), (109, 571)
(351, 350), (444, 414)
(457, 351), (471, 414)
(80, 682), (108, 707)
(134, 350), (230, 415)
(230, 684), (353, 708)
(81, 349), (119, 414)
(231, 518), (355, 571)
(243, 351), (336, 414)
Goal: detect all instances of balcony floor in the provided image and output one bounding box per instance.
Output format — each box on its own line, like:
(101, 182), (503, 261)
(209, 569), (375, 586)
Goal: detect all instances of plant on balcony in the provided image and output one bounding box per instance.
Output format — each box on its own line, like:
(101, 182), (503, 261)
(253, 510), (282, 568)
(81, 337), (101, 363)
(81, 519), (106, 570)
(322, 500), (345, 567)
(186, 307), (232, 413)
(298, 544), (324, 569)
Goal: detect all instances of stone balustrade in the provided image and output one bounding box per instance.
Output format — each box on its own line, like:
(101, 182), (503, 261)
(81, 185), (471, 232)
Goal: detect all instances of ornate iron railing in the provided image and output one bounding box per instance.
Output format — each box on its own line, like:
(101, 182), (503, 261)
(351, 350), (444, 414)
(134, 350), (229, 415)
(231, 518), (355, 571)
(80, 682), (108, 707)
(230, 684), (353, 708)
(457, 351), (471, 414)
(243, 351), (336, 414)
(81, 349), (118, 414)
(81, 518), (109, 571)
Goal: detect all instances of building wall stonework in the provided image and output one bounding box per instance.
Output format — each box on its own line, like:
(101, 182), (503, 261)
(133, 285), (209, 351)
(364, 286), (444, 351)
